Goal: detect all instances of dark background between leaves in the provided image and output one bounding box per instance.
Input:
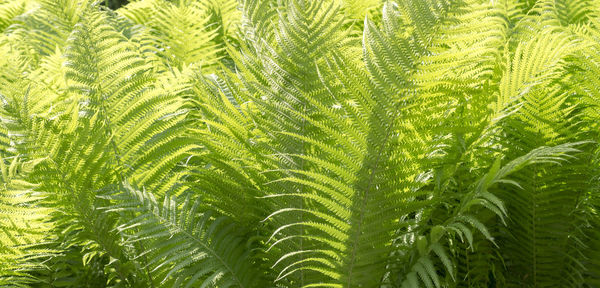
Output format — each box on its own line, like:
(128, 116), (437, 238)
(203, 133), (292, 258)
(103, 0), (129, 9)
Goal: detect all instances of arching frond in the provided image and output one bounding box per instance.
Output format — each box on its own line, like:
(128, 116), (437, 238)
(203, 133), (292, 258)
(0, 157), (55, 287)
(104, 182), (265, 287)
(6, 0), (91, 64)
(118, 0), (224, 70)
(0, 0), (599, 287)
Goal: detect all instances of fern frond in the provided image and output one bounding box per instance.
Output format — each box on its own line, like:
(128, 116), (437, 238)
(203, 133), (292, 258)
(492, 24), (598, 286)
(0, 156), (55, 287)
(496, 28), (583, 120)
(239, 0), (278, 44)
(7, 0), (91, 65)
(60, 7), (195, 194)
(104, 182), (264, 287)
(22, 7), (196, 284)
(0, 0), (29, 32)
(118, 0), (223, 70)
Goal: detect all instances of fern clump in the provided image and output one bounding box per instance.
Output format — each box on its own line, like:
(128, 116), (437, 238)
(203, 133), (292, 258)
(1, 0), (600, 287)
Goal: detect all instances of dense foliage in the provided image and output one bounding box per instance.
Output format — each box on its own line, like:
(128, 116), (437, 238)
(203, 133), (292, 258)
(1, 0), (600, 287)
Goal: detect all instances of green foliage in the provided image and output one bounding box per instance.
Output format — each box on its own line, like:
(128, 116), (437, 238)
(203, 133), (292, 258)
(103, 182), (264, 287)
(1, 0), (600, 287)
(0, 157), (55, 287)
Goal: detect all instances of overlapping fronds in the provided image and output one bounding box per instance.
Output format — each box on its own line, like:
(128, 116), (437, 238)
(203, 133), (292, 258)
(0, 0), (30, 32)
(117, 0), (228, 70)
(104, 182), (264, 287)
(5, 0), (90, 64)
(0, 157), (54, 287)
(0, 0), (599, 287)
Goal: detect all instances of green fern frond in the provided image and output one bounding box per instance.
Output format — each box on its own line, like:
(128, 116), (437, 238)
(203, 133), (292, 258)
(0, 156), (55, 287)
(104, 181), (264, 287)
(118, 0), (223, 70)
(492, 24), (598, 286)
(239, 0), (278, 44)
(60, 8), (195, 193)
(0, 0), (29, 32)
(496, 28), (584, 120)
(22, 7), (196, 284)
(6, 0), (91, 65)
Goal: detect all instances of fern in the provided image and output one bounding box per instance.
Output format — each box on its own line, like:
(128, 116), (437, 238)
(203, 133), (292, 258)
(104, 182), (264, 287)
(118, 0), (225, 71)
(1, 0), (600, 287)
(0, 157), (55, 287)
